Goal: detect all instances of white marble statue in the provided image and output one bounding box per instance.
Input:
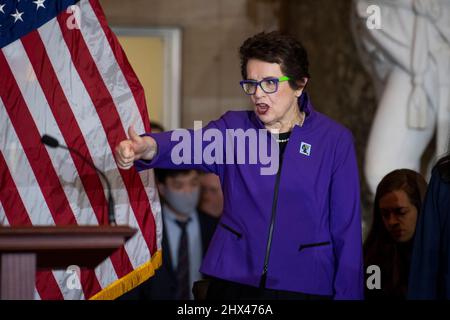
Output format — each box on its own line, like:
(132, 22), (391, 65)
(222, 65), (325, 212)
(352, 0), (450, 194)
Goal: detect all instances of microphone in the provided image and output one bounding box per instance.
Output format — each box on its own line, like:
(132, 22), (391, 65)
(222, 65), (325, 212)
(41, 134), (116, 226)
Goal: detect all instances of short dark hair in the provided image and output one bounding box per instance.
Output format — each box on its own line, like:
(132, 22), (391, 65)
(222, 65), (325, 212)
(155, 168), (198, 184)
(150, 121), (165, 133)
(437, 154), (450, 183)
(239, 31), (310, 90)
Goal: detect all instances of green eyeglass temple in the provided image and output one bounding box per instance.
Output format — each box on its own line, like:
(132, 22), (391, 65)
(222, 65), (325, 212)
(277, 76), (290, 82)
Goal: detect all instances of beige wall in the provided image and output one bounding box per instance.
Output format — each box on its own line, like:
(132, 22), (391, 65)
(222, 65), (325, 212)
(100, 0), (280, 128)
(117, 36), (164, 124)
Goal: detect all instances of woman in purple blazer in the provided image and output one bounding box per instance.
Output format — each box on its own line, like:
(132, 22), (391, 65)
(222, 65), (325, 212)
(115, 31), (364, 300)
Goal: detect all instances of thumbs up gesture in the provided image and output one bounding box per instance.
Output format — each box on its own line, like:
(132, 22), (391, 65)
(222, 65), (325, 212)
(114, 126), (157, 169)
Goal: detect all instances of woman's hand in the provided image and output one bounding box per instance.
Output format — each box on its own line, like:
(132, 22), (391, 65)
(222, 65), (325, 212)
(114, 126), (157, 169)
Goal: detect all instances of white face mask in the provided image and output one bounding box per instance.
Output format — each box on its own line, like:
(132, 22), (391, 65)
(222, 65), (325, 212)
(164, 187), (200, 216)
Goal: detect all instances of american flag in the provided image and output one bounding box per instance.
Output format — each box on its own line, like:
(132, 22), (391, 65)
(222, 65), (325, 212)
(0, 0), (162, 299)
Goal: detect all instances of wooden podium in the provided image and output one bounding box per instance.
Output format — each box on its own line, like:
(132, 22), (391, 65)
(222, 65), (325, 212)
(0, 225), (135, 300)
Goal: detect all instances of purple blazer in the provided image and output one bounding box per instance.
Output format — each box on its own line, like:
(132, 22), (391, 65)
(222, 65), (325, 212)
(135, 93), (364, 299)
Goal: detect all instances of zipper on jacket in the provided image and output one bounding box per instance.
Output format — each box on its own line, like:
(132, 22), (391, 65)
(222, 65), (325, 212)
(259, 156), (284, 289)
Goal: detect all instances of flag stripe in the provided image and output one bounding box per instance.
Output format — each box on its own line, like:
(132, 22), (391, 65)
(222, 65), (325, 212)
(51, 269), (86, 300)
(36, 271), (65, 300)
(3, 47), (101, 298)
(80, 0), (148, 135)
(0, 51), (76, 226)
(0, 152), (32, 226)
(1, 77), (98, 301)
(0, 97), (54, 226)
(36, 18), (148, 282)
(87, 0), (151, 133)
(34, 287), (41, 300)
(55, 12), (145, 281)
(80, 0), (163, 260)
(138, 170), (163, 251)
(56, 10), (157, 255)
(80, 269), (103, 298)
(21, 30), (109, 226)
(74, 0), (157, 268)
(18, 25), (133, 297)
(94, 256), (119, 289)
(1, 39), (90, 225)
(1, 39), (106, 298)
(0, 202), (7, 226)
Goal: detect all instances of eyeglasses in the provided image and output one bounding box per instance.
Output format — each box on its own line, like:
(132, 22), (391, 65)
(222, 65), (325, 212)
(239, 76), (290, 95)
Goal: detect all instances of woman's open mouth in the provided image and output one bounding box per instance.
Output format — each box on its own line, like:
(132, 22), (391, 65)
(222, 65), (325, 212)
(255, 103), (269, 115)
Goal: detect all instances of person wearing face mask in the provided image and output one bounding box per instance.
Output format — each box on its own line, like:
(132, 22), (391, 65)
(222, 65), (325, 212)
(364, 169), (427, 299)
(118, 168), (217, 300)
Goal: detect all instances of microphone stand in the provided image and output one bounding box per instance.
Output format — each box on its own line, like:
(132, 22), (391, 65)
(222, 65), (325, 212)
(41, 135), (116, 226)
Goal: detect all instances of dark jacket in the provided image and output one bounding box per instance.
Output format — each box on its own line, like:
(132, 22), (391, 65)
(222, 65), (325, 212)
(119, 210), (217, 300)
(408, 165), (450, 299)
